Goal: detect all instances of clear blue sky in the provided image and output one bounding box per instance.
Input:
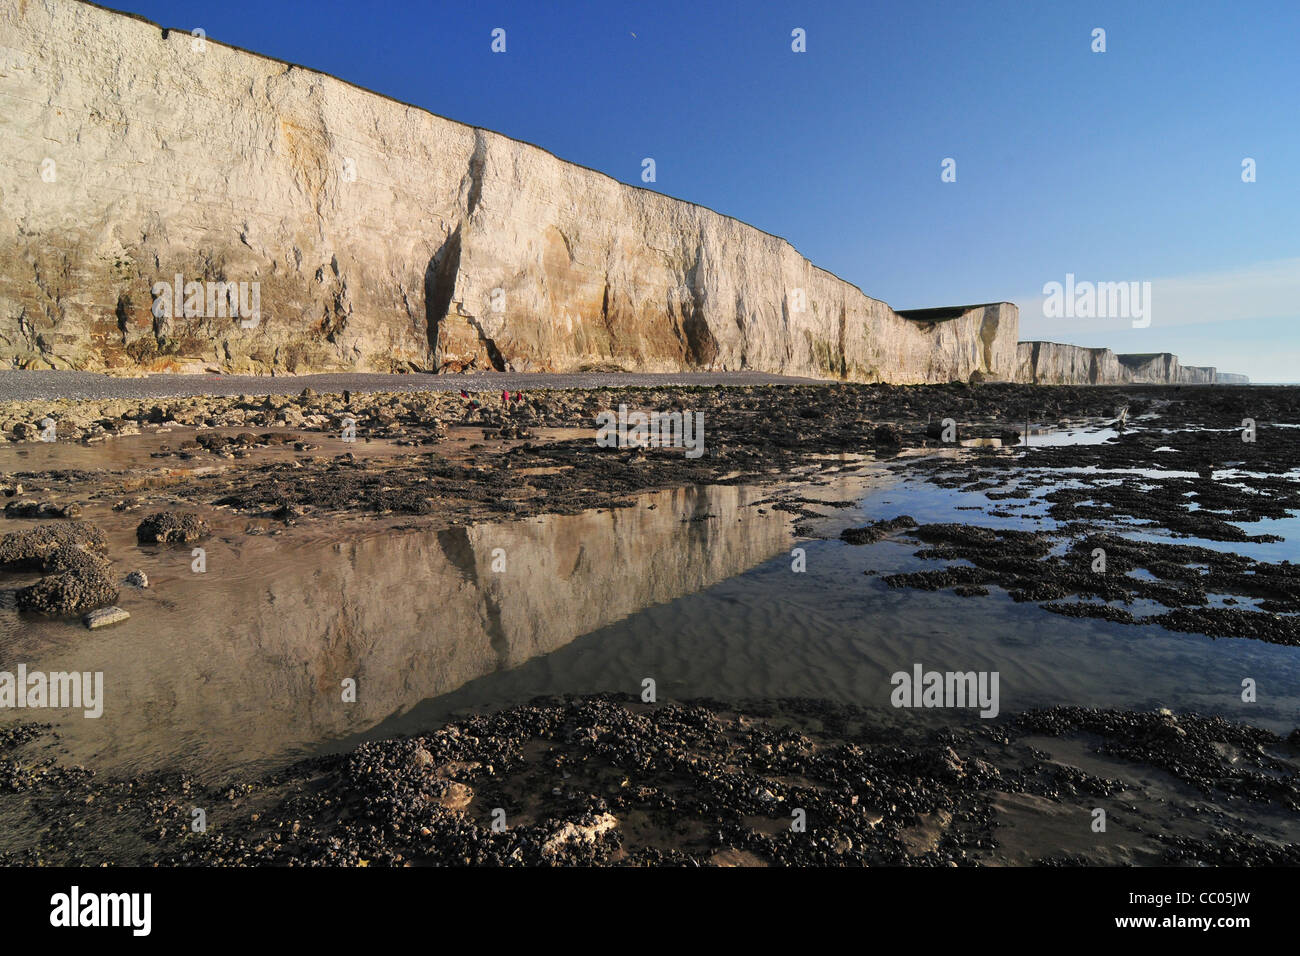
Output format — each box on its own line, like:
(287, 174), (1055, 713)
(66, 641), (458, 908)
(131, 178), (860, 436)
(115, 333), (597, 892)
(111, 0), (1299, 380)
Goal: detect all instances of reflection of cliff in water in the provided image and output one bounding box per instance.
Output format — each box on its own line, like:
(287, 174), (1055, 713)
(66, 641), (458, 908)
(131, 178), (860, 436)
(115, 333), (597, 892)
(3, 482), (825, 779)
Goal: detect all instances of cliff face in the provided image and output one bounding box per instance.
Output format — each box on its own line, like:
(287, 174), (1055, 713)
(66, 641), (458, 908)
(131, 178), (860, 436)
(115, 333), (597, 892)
(1015, 341), (1125, 385)
(1119, 353), (1223, 385)
(1119, 352), (1182, 384)
(1016, 343), (1247, 385)
(0, 0), (1018, 383)
(1180, 366), (1217, 385)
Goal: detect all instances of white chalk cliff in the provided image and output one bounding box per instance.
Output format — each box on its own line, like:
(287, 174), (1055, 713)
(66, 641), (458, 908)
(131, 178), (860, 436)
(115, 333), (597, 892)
(1017, 342), (1247, 386)
(0, 0), (1021, 382)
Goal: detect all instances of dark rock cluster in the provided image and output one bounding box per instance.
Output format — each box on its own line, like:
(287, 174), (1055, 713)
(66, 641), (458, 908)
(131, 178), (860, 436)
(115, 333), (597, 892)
(136, 511), (211, 544)
(1, 696), (1295, 867)
(0, 521), (117, 616)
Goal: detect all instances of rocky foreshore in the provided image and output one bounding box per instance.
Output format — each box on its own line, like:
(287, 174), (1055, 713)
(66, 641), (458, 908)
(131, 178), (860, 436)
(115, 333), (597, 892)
(2, 380), (1297, 864)
(2, 695), (1296, 866)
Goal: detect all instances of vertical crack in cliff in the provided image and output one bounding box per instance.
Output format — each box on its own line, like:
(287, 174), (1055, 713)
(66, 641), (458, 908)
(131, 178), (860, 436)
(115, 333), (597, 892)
(115, 293), (131, 343)
(682, 295), (718, 367)
(425, 132), (501, 372)
(465, 130), (488, 218)
(426, 227), (462, 364)
(734, 293), (748, 368)
(319, 254), (352, 347)
(780, 296), (794, 365)
(836, 304), (848, 378)
(466, 316), (507, 372)
(978, 311), (998, 374)
(681, 250), (719, 367)
(598, 280), (617, 350)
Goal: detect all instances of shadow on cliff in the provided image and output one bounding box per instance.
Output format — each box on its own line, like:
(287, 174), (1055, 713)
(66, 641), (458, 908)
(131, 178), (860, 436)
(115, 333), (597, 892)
(425, 227), (506, 372)
(680, 255), (719, 367)
(425, 228), (460, 365)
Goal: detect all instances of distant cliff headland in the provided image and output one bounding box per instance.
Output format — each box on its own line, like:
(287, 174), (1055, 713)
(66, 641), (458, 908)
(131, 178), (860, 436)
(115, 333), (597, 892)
(0, 0), (1245, 385)
(1016, 343), (1248, 385)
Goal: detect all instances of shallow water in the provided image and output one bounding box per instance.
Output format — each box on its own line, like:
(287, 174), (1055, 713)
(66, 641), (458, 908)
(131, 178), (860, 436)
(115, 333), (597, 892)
(398, 478), (1300, 738)
(2, 428), (1298, 784)
(0, 468), (888, 779)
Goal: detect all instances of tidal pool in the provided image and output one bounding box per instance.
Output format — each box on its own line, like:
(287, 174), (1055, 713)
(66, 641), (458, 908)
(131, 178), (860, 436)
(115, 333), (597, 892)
(3, 439), (1297, 786)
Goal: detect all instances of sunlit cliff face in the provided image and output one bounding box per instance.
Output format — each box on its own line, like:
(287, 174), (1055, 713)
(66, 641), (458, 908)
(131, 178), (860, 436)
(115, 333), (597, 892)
(1, 0), (1018, 383)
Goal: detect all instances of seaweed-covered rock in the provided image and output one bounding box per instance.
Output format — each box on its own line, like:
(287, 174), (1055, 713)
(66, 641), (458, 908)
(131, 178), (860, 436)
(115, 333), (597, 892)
(17, 564), (118, 616)
(0, 522), (108, 568)
(3, 500), (81, 519)
(41, 543), (108, 575)
(872, 424), (903, 446)
(136, 512), (211, 544)
(840, 515), (916, 545)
